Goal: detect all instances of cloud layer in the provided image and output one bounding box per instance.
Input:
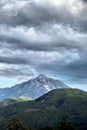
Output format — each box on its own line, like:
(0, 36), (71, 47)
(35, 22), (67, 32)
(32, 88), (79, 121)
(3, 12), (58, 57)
(0, 0), (87, 87)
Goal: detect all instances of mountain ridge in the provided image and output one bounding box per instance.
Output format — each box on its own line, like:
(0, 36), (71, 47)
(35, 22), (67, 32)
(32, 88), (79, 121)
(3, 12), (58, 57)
(0, 74), (69, 100)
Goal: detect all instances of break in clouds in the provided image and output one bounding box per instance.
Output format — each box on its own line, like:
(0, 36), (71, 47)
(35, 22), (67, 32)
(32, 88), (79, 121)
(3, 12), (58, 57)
(0, 0), (87, 86)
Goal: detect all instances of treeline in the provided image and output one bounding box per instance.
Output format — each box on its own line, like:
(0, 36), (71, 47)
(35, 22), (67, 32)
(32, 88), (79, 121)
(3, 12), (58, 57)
(6, 118), (76, 130)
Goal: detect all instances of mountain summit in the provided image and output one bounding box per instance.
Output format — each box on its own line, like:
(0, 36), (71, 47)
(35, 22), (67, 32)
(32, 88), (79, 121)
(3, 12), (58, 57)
(0, 74), (69, 99)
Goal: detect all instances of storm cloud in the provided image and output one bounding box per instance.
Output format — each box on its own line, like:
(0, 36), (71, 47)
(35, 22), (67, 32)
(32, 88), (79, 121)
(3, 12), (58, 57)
(0, 0), (87, 88)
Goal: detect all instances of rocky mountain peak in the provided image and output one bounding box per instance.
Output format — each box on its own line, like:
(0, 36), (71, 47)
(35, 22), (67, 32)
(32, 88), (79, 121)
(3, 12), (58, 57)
(36, 74), (47, 82)
(0, 74), (69, 100)
(38, 74), (47, 79)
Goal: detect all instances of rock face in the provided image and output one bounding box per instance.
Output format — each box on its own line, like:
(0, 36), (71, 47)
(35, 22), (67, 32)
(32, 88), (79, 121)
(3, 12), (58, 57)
(0, 74), (69, 99)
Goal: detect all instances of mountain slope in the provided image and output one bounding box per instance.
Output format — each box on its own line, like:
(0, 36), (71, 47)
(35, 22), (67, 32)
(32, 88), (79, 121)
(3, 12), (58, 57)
(0, 74), (69, 100)
(0, 88), (87, 130)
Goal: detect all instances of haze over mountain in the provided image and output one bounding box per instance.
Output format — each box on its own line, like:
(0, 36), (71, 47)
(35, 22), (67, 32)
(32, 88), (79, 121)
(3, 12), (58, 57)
(0, 75), (69, 100)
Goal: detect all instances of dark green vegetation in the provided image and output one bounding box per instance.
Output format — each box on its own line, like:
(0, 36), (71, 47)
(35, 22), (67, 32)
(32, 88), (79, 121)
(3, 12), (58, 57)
(0, 88), (87, 130)
(6, 118), (32, 130)
(6, 118), (76, 130)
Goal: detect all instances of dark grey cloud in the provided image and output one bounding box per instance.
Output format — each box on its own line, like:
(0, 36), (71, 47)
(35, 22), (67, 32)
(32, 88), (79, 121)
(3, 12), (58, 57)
(34, 52), (87, 85)
(0, 67), (36, 80)
(0, 56), (28, 64)
(0, 24), (87, 52)
(82, 0), (87, 3)
(0, 0), (87, 31)
(0, 0), (87, 88)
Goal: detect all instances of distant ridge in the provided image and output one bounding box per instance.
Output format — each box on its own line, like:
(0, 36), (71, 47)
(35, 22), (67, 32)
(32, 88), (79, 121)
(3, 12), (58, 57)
(0, 97), (30, 107)
(0, 74), (69, 99)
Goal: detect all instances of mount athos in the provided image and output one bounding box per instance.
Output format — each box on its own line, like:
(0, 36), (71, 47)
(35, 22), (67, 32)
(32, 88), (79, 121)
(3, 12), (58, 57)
(0, 75), (69, 100)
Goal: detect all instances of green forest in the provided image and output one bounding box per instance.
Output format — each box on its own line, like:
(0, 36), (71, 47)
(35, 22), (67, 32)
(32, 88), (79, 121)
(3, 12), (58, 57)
(0, 89), (87, 130)
(6, 118), (77, 130)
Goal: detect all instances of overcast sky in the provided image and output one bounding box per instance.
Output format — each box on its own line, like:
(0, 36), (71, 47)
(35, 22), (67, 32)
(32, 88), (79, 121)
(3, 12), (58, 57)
(0, 0), (87, 91)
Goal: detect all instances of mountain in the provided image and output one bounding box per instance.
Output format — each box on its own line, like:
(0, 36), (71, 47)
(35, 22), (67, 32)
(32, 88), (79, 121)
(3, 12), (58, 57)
(0, 74), (69, 100)
(0, 88), (87, 130)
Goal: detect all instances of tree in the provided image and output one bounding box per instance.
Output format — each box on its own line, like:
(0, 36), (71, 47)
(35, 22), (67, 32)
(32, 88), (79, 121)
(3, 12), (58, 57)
(6, 118), (31, 130)
(57, 119), (76, 130)
(41, 126), (53, 130)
